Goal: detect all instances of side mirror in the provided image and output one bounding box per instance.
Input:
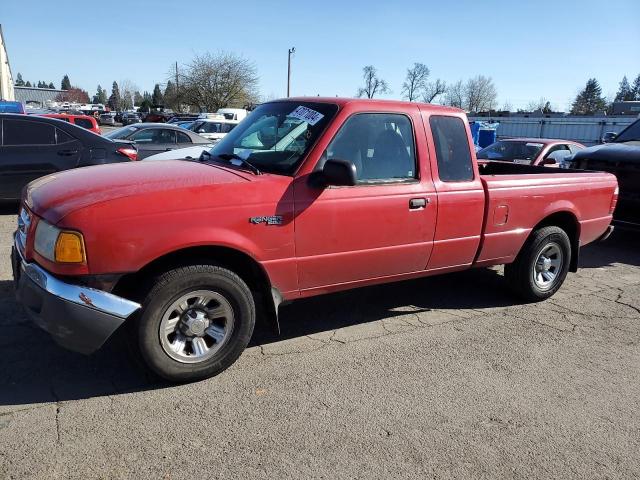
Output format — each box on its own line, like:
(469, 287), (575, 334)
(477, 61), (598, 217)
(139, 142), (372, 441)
(541, 157), (557, 166)
(601, 132), (617, 144)
(321, 159), (357, 187)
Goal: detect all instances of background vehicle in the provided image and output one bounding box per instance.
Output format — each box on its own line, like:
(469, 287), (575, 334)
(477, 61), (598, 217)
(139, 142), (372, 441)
(167, 115), (199, 124)
(121, 112), (142, 126)
(0, 100), (25, 114)
(0, 113), (137, 200)
(39, 113), (101, 134)
(144, 111), (172, 123)
(477, 138), (584, 167)
(99, 113), (116, 126)
(104, 123), (210, 159)
(13, 98), (617, 382)
(217, 108), (248, 121)
(143, 143), (215, 161)
(189, 118), (238, 142)
(568, 118), (640, 228)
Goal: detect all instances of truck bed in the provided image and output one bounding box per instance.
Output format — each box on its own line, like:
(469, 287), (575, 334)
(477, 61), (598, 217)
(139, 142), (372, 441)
(474, 164), (617, 267)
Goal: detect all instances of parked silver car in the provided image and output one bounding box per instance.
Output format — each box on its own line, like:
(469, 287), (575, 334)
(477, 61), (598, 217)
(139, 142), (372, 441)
(99, 113), (116, 126)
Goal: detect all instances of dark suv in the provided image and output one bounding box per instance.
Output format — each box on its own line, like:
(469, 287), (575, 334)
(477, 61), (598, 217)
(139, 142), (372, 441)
(0, 114), (138, 200)
(568, 118), (640, 229)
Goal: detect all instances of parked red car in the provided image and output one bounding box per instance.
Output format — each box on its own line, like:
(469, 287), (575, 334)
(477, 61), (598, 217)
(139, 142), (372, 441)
(39, 113), (101, 134)
(13, 98), (617, 382)
(477, 138), (585, 167)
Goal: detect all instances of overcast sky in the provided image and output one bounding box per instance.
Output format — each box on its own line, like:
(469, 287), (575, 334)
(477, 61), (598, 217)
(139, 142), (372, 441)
(2, 0), (639, 111)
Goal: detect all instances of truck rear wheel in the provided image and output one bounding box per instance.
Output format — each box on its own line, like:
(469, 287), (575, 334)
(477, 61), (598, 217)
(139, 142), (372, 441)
(136, 265), (255, 382)
(504, 226), (571, 301)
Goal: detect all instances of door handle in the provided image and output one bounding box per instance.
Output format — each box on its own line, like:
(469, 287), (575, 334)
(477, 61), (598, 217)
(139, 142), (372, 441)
(57, 150), (78, 156)
(409, 198), (428, 209)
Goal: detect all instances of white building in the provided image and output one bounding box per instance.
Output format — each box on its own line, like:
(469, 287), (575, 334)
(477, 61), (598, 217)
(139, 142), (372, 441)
(0, 25), (15, 101)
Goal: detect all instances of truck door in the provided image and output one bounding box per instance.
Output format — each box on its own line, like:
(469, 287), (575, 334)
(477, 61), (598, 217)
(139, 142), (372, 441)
(422, 112), (485, 271)
(294, 106), (437, 292)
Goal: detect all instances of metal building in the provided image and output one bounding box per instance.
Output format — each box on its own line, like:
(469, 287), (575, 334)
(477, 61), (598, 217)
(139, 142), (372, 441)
(0, 24), (15, 100)
(14, 86), (65, 108)
(467, 115), (638, 146)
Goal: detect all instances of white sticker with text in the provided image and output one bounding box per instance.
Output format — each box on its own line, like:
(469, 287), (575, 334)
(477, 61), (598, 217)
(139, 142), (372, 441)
(288, 106), (324, 125)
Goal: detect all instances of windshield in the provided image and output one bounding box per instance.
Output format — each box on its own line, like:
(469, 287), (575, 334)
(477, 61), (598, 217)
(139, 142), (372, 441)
(207, 101), (338, 175)
(477, 140), (544, 163)
(104, 126), (138, 139)
(614, 119), (640, 143)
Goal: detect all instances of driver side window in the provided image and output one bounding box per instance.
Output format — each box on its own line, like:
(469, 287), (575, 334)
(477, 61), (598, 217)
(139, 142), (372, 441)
(323, 113), (416, 183)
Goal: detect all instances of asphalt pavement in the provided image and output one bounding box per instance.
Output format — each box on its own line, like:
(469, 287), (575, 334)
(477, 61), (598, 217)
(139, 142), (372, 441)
(0, 208), (638, 479)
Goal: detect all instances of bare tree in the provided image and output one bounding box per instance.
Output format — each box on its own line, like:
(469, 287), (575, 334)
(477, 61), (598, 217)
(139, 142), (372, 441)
(422, 79), (446, 103)
(357, 65), (390, 99)
(119, 79), (140, 111)
(444, 80), (465, 108)
(464, 75), (497, 113)
(501, 100), (513, 112)
(177, 52), (259, 112)
(402, 63), (430, 101)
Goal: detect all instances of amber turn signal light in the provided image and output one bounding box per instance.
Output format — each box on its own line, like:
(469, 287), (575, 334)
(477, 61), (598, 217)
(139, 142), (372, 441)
(55, 231), (86, 263)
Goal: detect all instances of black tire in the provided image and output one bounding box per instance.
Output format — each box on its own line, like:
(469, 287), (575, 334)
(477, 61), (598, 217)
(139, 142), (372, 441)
(136, 265), (255, 382)
(504, 226), (571, 302)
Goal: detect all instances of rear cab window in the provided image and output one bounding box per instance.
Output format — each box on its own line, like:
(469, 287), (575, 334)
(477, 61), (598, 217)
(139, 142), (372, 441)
(429, 116), (474, 182)
(74, 118), (94, 130)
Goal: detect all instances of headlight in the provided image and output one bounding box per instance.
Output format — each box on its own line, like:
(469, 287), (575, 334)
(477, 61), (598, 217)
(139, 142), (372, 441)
(34, 220), (86, 264)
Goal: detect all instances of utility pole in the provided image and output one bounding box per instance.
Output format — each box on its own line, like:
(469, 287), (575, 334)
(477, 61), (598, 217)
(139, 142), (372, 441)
(287, 47), (295, 97)
(175, 61), (179, 94)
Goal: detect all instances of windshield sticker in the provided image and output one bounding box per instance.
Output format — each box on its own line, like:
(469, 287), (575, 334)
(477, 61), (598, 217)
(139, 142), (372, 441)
(513, 159), (531, 165)
(288, 106), (324, 126)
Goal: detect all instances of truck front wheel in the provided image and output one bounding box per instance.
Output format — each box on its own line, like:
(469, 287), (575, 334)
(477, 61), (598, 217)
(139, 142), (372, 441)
(504, 226), (571, 301)
(136, 265), (255, 382)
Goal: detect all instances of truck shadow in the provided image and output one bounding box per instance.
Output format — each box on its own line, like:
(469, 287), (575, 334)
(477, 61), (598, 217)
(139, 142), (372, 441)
(0, 230), (636, 406)
(251, 267), (509, 346)
(578, 229), (640, 268)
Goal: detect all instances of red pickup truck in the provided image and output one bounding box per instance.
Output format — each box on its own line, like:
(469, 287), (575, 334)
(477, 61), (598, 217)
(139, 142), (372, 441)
(13, 98), (618, 382)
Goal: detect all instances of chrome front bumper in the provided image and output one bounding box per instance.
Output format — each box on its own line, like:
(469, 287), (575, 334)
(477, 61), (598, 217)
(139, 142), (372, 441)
(12, 237), (141, 354)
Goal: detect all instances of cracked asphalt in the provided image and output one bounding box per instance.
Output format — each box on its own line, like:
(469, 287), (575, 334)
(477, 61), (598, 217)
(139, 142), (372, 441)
(0, 209), (639, 479)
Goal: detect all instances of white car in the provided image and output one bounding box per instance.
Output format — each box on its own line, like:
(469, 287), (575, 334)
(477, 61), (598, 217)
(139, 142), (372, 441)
(191, 119), (239, 142)
(143, 144), (214, 161)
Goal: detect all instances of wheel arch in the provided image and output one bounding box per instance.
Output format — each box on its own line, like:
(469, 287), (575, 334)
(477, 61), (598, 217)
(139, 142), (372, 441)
(530, 210), (581, 272)
(113, 245), (280, 327)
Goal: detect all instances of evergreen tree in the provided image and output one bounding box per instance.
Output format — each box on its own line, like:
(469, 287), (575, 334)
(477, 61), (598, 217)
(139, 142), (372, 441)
(48, 82), (55, 89)
(93, 85), (108, 104)
(61, 75), (72, 90)
(570, 78), (607, 115)
(614, 76), (634, 102)
(143, 91), (152, 102)
(632, 74), (640, 101)
(134, 91), (144, 106)
(108, 81), (121, 110)
(152, 83), (164, 106)
(61, 75), (71, 90)
(14, 73), (25, 86)
(25, 81), (32, 87)
(138, 99), (153, 113)
(164, 80), (178, 110)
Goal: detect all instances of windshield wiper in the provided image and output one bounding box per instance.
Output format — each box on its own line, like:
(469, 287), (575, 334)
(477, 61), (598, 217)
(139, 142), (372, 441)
(217, 153), (262, 175)
(201, 151), (261, 175)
